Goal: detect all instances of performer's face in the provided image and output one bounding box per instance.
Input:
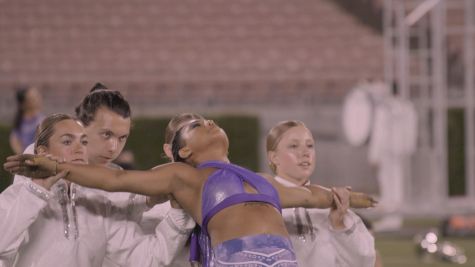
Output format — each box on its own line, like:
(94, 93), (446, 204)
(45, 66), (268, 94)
(269, 125), (315, 185)
(41, 119), (88, 164)
(177, 119), (229, 161)
(84, 107), (131, 166)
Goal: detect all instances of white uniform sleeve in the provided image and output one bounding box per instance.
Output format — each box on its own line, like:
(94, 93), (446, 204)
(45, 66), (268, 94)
(0, 176), (51, 263)
(328, 211), (376, 267)
(104, 207), (195, 267)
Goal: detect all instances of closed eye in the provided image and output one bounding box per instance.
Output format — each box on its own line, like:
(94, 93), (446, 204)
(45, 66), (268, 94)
(189, 121), (202, 129)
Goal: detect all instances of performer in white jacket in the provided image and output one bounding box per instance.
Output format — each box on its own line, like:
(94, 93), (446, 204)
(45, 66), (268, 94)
(266, 120), (376, 267)
(0, 114), (194, 267)
(74, 86), (195, 266)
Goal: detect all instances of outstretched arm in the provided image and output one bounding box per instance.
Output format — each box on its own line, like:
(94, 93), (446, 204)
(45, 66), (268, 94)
(4, 154), (195, 197)
(259, 173), (376, 209)
(273, 180), (334, 209)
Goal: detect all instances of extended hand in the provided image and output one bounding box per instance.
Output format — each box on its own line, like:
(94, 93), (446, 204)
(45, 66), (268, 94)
(349, 191), (377, 208)
(4, 154), (58, 179)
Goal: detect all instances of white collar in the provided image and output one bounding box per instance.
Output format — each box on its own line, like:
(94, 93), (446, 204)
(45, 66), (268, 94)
(274, 176), (310, 187)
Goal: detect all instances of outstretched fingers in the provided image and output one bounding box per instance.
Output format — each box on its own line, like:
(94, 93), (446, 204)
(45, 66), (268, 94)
(4, 161), (20, 172)
(368, 195), (378, 207)
(349, 191), (378, 208)
(4, 155), (24, 173)
(4, 154), (57, 179)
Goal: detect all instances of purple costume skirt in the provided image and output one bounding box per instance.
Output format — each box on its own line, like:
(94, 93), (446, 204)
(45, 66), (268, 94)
(213, 234), (298, 267)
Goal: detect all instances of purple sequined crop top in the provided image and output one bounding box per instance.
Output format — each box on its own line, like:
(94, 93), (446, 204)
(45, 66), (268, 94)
(198, 161), (281, 233)
(189, 161), (282, 265)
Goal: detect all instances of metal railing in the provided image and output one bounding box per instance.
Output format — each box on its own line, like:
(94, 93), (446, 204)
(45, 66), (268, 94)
(384, 0), (475, 213)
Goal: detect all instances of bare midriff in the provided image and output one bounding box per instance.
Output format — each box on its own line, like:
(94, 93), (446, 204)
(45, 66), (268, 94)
(206, 202), (288, 247)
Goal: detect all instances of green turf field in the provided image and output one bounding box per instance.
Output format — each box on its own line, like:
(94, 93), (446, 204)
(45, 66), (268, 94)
(376, 236), (475, 267)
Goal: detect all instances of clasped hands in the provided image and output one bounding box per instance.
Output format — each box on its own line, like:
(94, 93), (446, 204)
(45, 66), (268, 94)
(329, 186), (377, 229)
(4, 154), (69, 190)
(4, 154), (59, 179)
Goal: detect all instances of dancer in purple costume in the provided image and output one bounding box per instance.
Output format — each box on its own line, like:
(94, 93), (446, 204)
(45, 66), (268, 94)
(5, 117), (376, 267)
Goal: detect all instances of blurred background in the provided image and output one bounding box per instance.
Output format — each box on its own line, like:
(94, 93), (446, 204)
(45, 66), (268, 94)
(0, 0), (474, 266)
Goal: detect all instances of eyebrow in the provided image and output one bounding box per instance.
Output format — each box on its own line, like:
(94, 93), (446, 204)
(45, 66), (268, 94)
(100, 129), (129, 136)
(178, 119), (201, 133)
(186, 119), (201, 127)
(59, 133), (75, 138)
(287, 138), (314, 143)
